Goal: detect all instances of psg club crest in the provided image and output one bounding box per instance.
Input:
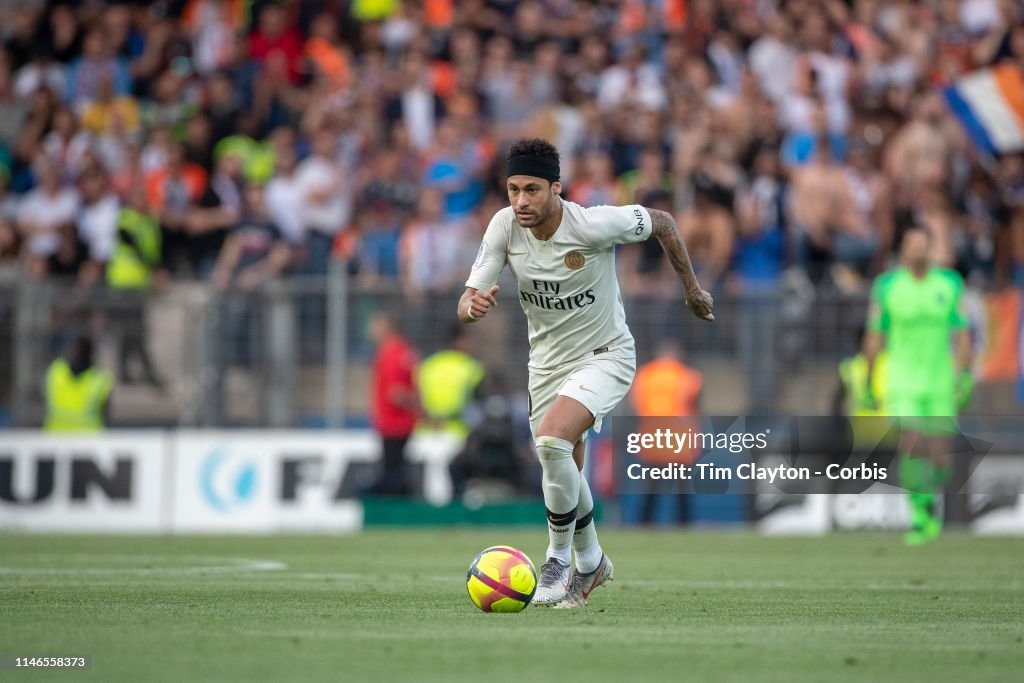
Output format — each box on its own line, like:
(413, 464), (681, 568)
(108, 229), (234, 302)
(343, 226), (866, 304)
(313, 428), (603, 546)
(564, 251), (585, 270)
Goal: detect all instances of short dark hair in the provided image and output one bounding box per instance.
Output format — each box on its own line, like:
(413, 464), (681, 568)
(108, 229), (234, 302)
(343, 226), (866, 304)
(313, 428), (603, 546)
(67, 335), (94, 368)
(508, 138), (560, 165)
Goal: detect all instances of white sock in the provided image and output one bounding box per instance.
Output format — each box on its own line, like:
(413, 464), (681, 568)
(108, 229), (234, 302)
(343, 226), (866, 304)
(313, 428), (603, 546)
(536, 436), (578, 566)
(573, 472), (603, 574)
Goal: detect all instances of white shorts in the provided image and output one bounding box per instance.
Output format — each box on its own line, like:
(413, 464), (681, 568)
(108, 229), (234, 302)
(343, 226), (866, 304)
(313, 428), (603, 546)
(527, 347), (636, 440)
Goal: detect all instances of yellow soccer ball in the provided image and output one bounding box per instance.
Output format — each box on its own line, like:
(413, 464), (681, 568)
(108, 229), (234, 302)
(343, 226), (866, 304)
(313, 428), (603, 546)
(466, 546), (537, 613)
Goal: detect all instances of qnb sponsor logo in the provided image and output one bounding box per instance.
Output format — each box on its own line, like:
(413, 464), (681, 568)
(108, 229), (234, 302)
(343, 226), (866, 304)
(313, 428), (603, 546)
(633, 208), (645, 235)
(0, 456), (133, 504)
(200, 447), (258, 513)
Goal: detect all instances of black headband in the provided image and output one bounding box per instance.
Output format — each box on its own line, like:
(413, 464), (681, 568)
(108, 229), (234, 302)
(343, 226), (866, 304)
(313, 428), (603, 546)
(506, 155), (560, 183)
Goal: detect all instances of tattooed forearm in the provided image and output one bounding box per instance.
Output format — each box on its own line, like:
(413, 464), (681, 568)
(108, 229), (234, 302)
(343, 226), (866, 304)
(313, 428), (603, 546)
(649, 208), (700, 294)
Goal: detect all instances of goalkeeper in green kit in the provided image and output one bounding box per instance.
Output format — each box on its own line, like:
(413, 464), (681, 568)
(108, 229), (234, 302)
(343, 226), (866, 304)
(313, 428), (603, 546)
(863, 228), (973, 545)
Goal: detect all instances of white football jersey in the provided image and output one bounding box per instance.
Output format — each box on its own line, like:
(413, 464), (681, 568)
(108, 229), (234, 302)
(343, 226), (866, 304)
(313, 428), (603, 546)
(465, 199), (653, 373)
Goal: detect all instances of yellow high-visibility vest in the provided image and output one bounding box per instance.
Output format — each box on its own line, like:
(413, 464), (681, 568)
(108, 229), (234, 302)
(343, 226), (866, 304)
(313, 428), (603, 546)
(839, 351), (899, 449)
(417, 350), (484, 436)
(107, 208), (161, 289)
(44, 359), (113, 433)
(839, 352), (887, 417)
(351, 0), (398, 21)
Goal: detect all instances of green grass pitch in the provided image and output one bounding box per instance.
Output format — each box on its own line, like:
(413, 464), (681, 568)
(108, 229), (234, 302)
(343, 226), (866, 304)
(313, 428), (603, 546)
(2, 530), (1022, 682)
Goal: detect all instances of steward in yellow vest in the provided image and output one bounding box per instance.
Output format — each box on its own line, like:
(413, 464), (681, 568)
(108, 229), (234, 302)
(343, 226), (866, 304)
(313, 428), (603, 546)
(838, 351), (888, 417)
(107, 204), (161, 289)
(44, 337), (113, 432)
(417, 326), (484, 437)
(835, 349), (896, 451)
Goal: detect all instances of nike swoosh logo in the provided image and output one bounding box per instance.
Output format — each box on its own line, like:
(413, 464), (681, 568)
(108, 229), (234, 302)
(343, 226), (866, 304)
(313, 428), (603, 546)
(582, 568), (606, 599)
(578, 385), (595, 394)
(507, 251), (526, 256)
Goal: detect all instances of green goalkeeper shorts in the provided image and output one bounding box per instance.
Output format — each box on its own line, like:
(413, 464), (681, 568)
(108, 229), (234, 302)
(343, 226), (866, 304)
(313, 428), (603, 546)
(885, 391), (957, 436)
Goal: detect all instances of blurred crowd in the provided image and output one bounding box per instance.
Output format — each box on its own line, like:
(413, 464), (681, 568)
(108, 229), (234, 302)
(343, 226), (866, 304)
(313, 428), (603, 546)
(1, 0), (1023, 299)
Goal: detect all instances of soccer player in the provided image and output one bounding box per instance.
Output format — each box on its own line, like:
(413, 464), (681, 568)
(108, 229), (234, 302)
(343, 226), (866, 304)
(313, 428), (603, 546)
(863, 228), (973, 545)
(458, 138), (714, 606)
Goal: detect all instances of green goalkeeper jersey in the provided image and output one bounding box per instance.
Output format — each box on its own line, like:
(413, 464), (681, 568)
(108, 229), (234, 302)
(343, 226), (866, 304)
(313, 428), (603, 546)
(868, 267), (968, 396)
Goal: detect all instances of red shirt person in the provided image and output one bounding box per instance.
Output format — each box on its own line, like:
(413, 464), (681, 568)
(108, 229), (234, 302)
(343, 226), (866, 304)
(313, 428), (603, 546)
(366, 313), (419, 496)
(247, 3), (304, 84)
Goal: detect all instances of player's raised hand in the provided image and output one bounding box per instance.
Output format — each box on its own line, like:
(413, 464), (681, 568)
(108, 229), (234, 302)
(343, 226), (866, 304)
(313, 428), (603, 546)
(686, 287), (715, 321)
(466, 285), (500, 322)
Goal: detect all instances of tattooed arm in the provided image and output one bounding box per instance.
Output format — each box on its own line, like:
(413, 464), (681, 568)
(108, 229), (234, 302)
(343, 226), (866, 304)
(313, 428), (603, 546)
(648, 208), (715, 321)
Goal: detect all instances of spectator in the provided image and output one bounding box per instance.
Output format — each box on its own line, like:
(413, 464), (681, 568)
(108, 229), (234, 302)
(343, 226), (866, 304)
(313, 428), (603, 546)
(884, 90), (962, 208)
(910, 188), (961, 271)
(44, 336), (113, 433)
(422, 117), (487, 221)
(108, 181), (164, 291)
(109, 140), (144, 198)
(3, 1), (43, 70)
(597, 43), (665, 112)
(41, 106), (89, 184)
(247, 3), (304, 85)
(735, 143), (787, 287)
(80, 73), (140, 137)
(781, 98), (846, 170)
(65, 28), (131, 111)
(400, 185), (472, 320)
(569, 35), (610, 99)
(182, 114), (215, 175)
(141, 69), (197, 137)
(365, 312), (419, 497)
(790, 141), (873, 288)
(211, 183), (291, 368)
(12, 85), (58, 178)
(107, 180), (166, 390)
(304, 12), (352, 95)
(749, 15), (798, 106)
(734, 144), (788, 411)
(212, 184), (291, 294)
(16, 157), (79, 279)
(385, 49), (443, 153)
(844, 138), (893, 274)
(203, 70), (243, 146)
(972, 2), (1024, 66)
(295, 126), (351, 276)
(796, 13), (854, 136)
(362, 156), (430, 288)
(616, 145), (673, 206)
(417, 324), (485, 438)
(0, 49), (28, 152)
(187, 147), (246, 277)
(264, 141), (306, 255)
(568, 150), (619, 208)
(483, 57), (546, 137)
(625, 339), (703, 525)
(146, 142), (207, 273)
(186, 0), (247, 76)
(40, 4), (82, 66)
(75, 168), (120, 286)
(678, 170), (736, 292)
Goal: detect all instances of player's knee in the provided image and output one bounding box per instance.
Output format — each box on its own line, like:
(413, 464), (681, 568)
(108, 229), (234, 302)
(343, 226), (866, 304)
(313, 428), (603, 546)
(535, 435), (574, 462)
